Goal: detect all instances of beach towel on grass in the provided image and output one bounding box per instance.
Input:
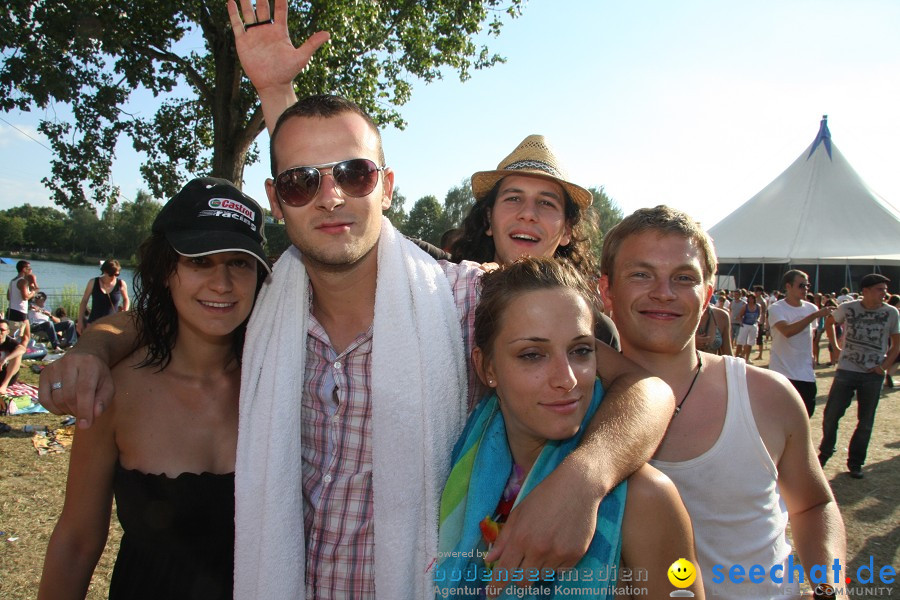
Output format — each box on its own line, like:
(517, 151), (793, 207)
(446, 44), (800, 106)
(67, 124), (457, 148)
(436, 381), (627, 599)
(235, 217), (468, 599)
(4, 382), (47, 414)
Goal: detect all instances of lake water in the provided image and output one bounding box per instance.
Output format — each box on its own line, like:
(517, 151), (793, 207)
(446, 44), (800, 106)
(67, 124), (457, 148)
(0, 258), (136, 307)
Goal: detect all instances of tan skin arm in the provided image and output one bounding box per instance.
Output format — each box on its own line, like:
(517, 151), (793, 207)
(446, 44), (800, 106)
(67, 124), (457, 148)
(0, 338), (27, 394)
(712, 306), (733, 356)
(749, 368), (847, 597)
(873, 332), (900, 375)
(38, 311), (136, 428)
(824, 314), (840, 353)
(621, 465), (704, 599)
(486, 344), (674, 579)
(75, 279), (93, 336)
(37, 398), (118, 599)
(771, 305), (833, 339)
(119, 280), (130, 312)
(18, 276), (36, 301)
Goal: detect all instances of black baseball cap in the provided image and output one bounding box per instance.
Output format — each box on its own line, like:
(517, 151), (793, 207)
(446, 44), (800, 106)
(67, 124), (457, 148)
(153, 177), (271, 274)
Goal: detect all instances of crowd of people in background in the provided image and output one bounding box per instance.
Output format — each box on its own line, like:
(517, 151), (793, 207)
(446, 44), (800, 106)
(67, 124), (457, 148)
(699, 277), (900, 481)
(0, 258), (131, 402)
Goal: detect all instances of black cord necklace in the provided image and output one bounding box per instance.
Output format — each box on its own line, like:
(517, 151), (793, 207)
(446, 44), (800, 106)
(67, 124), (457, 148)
(673, 350), (703, 418)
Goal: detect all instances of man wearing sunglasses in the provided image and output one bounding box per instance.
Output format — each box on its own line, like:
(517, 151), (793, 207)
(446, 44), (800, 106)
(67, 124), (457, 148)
(768, 270), (835, 417)
(235, 9), (671, 596)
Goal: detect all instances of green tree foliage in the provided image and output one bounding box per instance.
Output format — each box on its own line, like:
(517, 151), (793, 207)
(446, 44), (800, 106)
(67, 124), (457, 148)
(384, 188), (408, 231)
(403, 195), (444, 245)
(112, 190), (163, 260)
(263, 222), (291, 258)
(0, 192), (162, 260)
(67, 207), (103, 254)
(585, 186), (624, 259)
(441, 178), (475, 232)
(4, 205), (70, 250)
(0, 214), (26, 248)
(0, 0), (524, 210)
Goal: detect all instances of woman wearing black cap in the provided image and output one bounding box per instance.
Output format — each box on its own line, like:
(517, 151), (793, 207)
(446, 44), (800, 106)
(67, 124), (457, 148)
(39, 178), (271, 600)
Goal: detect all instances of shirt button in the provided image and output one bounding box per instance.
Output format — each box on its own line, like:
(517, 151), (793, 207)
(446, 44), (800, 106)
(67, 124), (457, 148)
(333, 361), (342, 370)
(323, 474), (332, 484)
(331, 414), (340, 422)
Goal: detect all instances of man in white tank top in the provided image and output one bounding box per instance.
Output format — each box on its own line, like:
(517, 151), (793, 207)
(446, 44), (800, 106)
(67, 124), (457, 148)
(598, 206), (847, 600)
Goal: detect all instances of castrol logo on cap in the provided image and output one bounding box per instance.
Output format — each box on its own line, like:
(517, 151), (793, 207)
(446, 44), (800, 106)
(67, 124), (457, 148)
(208, 198), (255, 221)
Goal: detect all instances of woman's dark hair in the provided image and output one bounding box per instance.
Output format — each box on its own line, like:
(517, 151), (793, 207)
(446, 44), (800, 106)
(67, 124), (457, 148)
(132, 233), (267, 370)
(450, 179), (597, 272)
(100, 259), (121, 276)
(474, 257), (596, 364)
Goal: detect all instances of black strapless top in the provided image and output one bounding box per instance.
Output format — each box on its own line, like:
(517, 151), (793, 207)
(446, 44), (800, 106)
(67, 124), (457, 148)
(109, 462), (235, 600)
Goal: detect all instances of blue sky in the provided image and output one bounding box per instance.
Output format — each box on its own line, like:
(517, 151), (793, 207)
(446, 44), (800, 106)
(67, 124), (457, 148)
(1, 0), (898, 230)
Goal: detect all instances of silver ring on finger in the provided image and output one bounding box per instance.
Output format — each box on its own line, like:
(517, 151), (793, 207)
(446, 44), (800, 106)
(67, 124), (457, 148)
(51, 381), (63, 391)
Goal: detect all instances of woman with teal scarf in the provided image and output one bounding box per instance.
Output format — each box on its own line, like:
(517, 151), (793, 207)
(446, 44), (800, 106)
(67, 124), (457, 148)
(437, 258), (703, 599)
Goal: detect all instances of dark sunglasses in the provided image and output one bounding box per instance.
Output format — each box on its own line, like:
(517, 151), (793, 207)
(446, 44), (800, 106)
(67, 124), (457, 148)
(274, 158), (387, 207)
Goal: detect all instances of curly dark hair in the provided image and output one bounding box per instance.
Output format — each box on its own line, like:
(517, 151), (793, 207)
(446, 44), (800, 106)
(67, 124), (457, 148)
(449, 178), (597, 272)
(132, 233), (267, 370)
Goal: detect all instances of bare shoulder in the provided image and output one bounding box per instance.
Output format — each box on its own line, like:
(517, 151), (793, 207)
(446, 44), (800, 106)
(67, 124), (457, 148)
(744, 364), (810, 459)
(710, 305), (729, 321)
(745, 365), (807, 420)
(109, 350), (155, 411)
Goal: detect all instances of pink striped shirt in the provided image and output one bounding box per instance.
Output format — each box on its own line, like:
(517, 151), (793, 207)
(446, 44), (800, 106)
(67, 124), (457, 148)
(302, 260), (483, 597)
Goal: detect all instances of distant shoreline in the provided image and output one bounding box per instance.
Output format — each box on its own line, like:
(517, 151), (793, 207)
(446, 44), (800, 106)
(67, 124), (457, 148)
(0, 250), (134, 268)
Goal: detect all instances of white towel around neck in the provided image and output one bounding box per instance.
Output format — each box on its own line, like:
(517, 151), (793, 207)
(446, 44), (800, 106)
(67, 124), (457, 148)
(234, 217), (467, 599)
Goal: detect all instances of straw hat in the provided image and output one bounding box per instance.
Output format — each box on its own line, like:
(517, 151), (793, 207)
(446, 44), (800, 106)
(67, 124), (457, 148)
(470, 135), (593, 209)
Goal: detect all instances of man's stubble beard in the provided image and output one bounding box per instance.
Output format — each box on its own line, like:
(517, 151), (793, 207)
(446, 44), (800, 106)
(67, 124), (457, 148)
(294, 233), (380, 275)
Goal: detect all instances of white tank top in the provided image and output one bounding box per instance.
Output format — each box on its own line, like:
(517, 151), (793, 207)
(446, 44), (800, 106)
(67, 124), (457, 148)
(8, 276), (28, 315)
(651, 356), (798, 599)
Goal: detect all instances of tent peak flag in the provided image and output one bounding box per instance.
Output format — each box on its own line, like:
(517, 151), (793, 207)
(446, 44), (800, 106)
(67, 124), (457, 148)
(807, 114), (832, 161)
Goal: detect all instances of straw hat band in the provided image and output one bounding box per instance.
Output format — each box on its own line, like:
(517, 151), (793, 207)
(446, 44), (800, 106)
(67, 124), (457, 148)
(504, 159), (563, 179)
(470, 134), (593, 209)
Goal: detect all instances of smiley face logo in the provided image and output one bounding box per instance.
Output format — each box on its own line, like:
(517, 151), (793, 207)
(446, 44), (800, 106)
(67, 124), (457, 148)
(668, 558), (697, 588)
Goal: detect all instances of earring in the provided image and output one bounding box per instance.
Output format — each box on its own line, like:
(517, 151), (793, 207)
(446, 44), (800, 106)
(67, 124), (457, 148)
(487, 379), (494, 386)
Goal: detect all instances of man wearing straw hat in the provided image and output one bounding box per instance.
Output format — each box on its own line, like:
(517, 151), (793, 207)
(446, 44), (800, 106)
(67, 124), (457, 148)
(452, 134), (620, 348)
(38, 2), (674, 597)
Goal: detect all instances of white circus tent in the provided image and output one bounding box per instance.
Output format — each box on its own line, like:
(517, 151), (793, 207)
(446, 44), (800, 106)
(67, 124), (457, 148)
(708, 116), (900, 290)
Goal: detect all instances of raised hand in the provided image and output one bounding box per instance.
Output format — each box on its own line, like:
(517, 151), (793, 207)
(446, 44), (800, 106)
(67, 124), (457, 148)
(227, 0), (329, 100)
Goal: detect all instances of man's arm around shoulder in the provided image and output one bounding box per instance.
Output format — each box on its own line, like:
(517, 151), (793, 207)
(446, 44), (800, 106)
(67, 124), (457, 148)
(38, 311), (138, 428)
